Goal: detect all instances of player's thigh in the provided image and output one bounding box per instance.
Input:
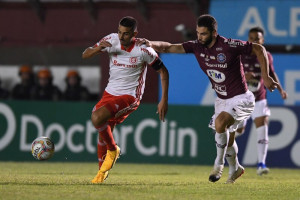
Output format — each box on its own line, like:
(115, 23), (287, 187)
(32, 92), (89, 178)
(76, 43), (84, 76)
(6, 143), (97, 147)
(254, 115), (269, 128)
(228, 132), (235, 147)
(215, 111), (235, 133)
(91, 106), (112, 126)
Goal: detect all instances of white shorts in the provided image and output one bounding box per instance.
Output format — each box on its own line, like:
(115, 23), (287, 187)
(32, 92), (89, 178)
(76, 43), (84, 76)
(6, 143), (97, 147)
(238, 99), (271, 128)
(208, 90), (255, 133)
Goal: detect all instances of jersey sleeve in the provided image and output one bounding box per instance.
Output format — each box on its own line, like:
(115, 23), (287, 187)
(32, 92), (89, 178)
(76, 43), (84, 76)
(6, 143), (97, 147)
(141, 46), (159, 66)
(92, 33), (114, 53)
(182, 40), (197, 53)
(267, 52), (275, 75)
(227, 39), (253, 55)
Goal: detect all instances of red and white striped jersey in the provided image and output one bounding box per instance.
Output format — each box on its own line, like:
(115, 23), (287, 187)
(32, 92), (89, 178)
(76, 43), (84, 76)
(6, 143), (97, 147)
(94, 33), (158, 100)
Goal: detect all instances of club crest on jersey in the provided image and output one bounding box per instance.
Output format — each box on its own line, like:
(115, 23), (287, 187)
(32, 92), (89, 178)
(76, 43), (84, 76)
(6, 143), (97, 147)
(217, 53), (226, 63)
(129, 57), (138, 64)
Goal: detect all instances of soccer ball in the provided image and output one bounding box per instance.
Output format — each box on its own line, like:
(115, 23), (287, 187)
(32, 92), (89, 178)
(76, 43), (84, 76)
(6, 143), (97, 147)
(31, 136), (55, 161)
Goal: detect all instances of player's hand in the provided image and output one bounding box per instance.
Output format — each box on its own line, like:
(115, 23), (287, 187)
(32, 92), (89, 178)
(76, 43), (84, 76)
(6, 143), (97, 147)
(245, 72), (256, 81)
(157, 100), (168, 122)
(263, 76), (279, 92)
(136, 38), (151, 47)
(280, 90), (288, 99)
(99, 41), (112, 50)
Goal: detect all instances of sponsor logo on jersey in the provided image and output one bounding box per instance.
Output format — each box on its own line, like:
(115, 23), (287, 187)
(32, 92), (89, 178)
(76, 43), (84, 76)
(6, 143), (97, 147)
(141, 48), (154, 58)
(99, 36), (111, 43)
(214, 84), (227, 96)
(217, 53), (226, 63)
(205, 55), (210, 61)
(216, 47), (223, 51)
(207, 70), (225, 83)
(205, 62), (228, 68)
(130, 57), (138, 64)
(113, 60), (138, 68)
(225, 39), (245, 47)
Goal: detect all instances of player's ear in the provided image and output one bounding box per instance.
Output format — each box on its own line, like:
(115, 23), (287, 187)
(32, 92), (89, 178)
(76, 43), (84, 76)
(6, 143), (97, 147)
(133, 31), (138, 37)
(212, 30), (217, 37)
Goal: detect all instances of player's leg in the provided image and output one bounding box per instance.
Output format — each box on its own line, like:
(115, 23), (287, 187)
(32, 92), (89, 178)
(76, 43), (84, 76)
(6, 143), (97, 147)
(209, 111), (234, 182)
(99, 122), (120, 172)
(92, 106), (117, 151)
(225, 131), (244, 183)
(91, 95), (118, 183)
(235, 127), (245, 137)
(92, 122), (120, 183)
(97, 135), (107, 169)
(215, 91), (254, 183)
(254, 115), (270, 175)
(92, 94), (138, 183)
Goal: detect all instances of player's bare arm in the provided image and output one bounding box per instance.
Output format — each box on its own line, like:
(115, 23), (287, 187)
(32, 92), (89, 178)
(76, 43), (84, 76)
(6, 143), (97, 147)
(269, 71), (288, 99)
(150, 41), (185, 54)
(136, 38), (185, 53)
(82, 41), (112, 59)
(251, 43), (279, 92)
(156, 65), (169, 122)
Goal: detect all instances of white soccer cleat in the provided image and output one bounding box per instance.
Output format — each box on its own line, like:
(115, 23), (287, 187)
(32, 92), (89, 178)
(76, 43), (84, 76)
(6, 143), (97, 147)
(209, 165), (224, 182)
(257, 167), (270, 176)
(257, 163), (270, 176)
(226, 165), (245, 184)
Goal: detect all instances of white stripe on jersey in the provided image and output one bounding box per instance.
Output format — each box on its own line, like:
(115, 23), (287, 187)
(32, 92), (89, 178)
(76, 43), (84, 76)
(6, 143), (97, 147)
(96, 33), (158, 99)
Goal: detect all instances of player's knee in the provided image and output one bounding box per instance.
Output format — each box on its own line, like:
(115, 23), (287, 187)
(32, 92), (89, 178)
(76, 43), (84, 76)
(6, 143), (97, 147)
(215, 119), (227, 133)
(235, 127), (245, 137)
(91, 112), (106, 128)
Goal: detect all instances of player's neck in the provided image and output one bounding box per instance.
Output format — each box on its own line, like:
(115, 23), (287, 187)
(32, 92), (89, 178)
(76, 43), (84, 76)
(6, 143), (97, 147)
(121, 40), (135, 52)
(207, 37), (217, 48)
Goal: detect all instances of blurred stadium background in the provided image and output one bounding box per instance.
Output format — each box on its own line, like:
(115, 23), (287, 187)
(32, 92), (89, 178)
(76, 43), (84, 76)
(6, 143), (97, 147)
(0, 0), (300, 169)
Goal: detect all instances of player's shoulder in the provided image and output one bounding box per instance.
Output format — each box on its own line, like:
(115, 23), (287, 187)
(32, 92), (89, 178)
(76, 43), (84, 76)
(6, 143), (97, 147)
(100, 33), (118, 42)
(221, 35), (248, 47)
(138, 44), (157, 56)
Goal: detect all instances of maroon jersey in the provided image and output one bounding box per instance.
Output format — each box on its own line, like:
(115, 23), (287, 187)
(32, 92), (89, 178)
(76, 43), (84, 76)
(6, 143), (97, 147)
(241, 52), (275, 101)
(182, 35), (252, 99)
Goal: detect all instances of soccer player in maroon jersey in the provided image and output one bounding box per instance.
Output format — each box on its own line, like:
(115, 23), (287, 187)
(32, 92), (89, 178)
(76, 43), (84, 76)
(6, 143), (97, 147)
(236, 27), (287, 175)
(138, 14), (279, 183)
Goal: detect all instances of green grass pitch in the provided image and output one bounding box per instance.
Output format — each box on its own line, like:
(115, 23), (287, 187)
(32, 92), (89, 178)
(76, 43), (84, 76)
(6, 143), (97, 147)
(0, 162), (299, 200)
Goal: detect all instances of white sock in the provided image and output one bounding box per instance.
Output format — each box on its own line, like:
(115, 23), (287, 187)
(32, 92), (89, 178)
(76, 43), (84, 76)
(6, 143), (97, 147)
(256, 125), (269, 164)
(226, 140), (239, 174)
(214, 130), (229, 166)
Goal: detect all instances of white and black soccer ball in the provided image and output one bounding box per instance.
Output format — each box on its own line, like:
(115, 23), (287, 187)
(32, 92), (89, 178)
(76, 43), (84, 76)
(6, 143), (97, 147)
(31, 136), (55, 161)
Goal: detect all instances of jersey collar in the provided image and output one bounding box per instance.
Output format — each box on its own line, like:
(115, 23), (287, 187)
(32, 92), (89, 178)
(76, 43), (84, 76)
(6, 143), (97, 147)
(121, 40), (136, 52)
